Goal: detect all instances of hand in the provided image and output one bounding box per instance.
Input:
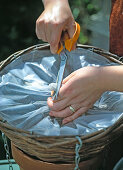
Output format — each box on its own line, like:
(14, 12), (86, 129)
(47, 66), (105, 124)
(36, 0), (75, 53)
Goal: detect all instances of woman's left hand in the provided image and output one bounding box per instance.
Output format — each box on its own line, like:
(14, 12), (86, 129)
(47, 66), (106, 124)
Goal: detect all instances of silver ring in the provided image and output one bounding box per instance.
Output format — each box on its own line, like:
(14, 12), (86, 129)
(69, 106), (75, 113)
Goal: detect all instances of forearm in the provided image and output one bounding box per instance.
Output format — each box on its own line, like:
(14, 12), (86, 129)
(100, 65), (123, 92)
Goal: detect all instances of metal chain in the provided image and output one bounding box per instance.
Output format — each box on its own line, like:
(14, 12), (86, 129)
(2, 132), (13, 170)
(74, 136), (82, 170)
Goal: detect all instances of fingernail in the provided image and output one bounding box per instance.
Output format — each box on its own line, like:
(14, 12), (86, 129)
(47, 97), (53, 102)
(50, 46), (58, 54)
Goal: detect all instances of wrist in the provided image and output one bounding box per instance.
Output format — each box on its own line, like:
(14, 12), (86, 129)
(42, 0), (69, 8)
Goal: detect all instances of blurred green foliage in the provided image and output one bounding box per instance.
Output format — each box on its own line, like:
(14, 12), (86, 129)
(0, 0), (99, 160)
(0, 0), (100, 61)
(0, 0), (43, 62)
(69, 0), (100, 44)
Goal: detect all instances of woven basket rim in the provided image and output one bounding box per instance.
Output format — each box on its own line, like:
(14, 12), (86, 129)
(0, 43), (123, 71)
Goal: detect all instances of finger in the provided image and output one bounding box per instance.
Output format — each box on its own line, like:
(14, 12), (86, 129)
(47, 97), (69, 111)
(44, 24), (48, 42)
(49, 103), (81, 118)
(36, 18), (47, 42)
(66, 94), (91, 106)
(67, 21), (76, 39)
(50, 24), (63, 54)
(68, 91), (101, 108)
(62, 71), (76, 84)
(49, 106), (72, 118)
(62, 106), (89, 124)
(44, 21), (54, 44)
(61, 31), (69, 43)
(67, 22), (77, 51)
(50, 89), (78, 110)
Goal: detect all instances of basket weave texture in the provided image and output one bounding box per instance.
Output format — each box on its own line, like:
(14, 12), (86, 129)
(0, 44), (123, 164)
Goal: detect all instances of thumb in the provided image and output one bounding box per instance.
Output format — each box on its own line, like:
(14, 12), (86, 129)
(50, 26), (63, 54)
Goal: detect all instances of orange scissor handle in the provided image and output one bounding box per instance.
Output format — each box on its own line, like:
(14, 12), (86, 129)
(57, 22), (80, 55)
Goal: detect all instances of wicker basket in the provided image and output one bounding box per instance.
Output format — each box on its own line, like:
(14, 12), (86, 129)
(0, 44), (123, 165)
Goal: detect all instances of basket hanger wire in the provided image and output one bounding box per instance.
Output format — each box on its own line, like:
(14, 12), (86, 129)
(74, 136), (83, 170)
(2, 132), (13, 170)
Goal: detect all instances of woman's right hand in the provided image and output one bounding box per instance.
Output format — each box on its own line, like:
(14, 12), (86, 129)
(36, 0), (75, 54)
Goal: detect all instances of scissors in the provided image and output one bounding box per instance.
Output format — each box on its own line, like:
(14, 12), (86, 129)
(52, 22), (80, 100)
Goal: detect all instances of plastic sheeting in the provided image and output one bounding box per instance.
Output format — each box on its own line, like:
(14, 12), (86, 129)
(0, 48), (123, 136)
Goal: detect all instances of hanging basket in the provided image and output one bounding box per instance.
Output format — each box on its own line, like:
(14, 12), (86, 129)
(0, 44), (123, 165)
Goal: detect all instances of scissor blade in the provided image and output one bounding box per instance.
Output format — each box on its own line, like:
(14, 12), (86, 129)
(53, 51), (67, 100)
